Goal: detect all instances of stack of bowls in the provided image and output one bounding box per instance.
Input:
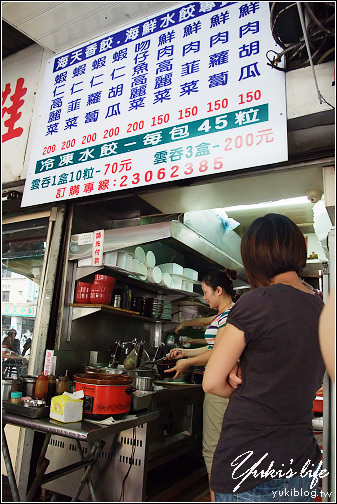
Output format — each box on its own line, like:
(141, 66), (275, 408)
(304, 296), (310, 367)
(90, 274), (116, 305)
(75, 281), (92, 304)
(143, 297), (164, 319)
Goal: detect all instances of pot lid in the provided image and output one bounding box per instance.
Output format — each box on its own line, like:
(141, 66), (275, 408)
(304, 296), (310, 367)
(74, 373), (133, 385)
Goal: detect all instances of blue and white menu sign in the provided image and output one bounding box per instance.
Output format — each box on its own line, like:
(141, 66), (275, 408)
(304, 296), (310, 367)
(22, 1), (287, 207)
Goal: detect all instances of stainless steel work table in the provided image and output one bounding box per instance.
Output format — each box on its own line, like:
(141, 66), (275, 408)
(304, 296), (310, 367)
(2, 409), (159, 502)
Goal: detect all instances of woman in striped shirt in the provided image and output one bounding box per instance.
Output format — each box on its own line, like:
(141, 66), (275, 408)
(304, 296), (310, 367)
(166, 268), (237, 501)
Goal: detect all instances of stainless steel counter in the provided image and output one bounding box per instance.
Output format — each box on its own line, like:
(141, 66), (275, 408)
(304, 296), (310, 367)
(2, 409), (159, 502)
(2, 409), (159, 442)
(38, 383), (204, 501)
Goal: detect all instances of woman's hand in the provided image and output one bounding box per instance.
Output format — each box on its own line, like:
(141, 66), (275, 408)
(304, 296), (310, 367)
(167, 348), (186, 359)
(227, 362), (242, 389)
(174, 323), (184, 334)
(164, 359), (189, 379)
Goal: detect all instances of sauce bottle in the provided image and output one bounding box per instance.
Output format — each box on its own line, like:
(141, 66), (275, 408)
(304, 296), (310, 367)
(46, 375), (57, 405)
(56, 372), (69, 395)
(34, 374), (49, 400)
(11, 378), (22, 394)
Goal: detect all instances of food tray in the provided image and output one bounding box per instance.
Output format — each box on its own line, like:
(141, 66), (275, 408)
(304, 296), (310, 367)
(2, 400), (50, 418)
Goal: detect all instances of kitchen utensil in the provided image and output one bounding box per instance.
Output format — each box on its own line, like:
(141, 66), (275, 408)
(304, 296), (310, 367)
(151, 342), (166, 364)
(3, 400), (50, 418)
(22, 375), (38, 397)
(135, 376), (153, 391)
(136, 343), (144, 369)
(151, 356), (168, 364)
(136, 368), (156, 378)
(74, 373), (134, 419)
(2, 379), (13, 400)
(156, 358), (177, 379)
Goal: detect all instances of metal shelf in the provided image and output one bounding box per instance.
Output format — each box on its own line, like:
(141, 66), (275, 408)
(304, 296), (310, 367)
(69, 220), (247, 286)
(74, 264), (201, 298)
(69, 303), (174, 323)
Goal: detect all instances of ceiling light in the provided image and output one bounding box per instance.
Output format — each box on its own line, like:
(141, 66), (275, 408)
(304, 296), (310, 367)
(223, 196), (310, 212)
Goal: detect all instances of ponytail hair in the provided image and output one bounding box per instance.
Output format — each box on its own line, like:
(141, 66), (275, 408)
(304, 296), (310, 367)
(202, 268), (237, 296)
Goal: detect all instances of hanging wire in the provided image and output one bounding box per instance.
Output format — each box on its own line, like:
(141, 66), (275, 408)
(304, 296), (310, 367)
(269, 2), (335, 68)
(296, 2), (335, 109)
(268, 2), (335, 108)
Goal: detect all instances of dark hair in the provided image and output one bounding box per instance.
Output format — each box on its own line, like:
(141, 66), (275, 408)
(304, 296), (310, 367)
(202, 268), (237, 296)
(3, 336), (13, 346)
(241, 213), (307, 287)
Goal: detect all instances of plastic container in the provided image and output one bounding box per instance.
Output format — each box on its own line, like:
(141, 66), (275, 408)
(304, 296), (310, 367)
(75, 281), (92, 303)
(34, 374), (49, 400)
(157, 263), (184, 276)
(145, 251), (156, 268)
(89, 284), (113, 305)
(11, 391), (23, 404)
(147, 266), (162, 284)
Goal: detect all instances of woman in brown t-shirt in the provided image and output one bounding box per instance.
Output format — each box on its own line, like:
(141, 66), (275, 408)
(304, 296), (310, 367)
(203, 213), (326, 502)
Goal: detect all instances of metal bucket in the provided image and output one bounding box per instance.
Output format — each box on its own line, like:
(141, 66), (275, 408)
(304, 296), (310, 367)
(135, 376), (153, 391)
(2, 379), (13, 400)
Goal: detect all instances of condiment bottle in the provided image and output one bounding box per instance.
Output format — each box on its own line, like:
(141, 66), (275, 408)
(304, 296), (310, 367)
(122, 285), (132, 310)
(46, 375), (57, 405)
(56, 373), (69, 395)
(34, 374), (49, 400)
(11, 378), (22, 394)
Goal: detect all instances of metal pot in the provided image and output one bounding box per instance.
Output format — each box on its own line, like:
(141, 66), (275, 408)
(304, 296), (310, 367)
(135, 376), (153, 391)
(74, 373), (134, 419)
(135, 368), (156, 378)
(22, 375), (38, 397)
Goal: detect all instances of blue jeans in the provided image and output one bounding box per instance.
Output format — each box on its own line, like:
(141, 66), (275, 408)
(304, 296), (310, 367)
(214, 474), (319, 502)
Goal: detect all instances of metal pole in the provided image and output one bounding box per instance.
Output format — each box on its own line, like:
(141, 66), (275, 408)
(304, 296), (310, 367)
(2, 425), (21, 502)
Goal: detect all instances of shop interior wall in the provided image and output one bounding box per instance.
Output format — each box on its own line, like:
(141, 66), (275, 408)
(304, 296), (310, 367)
(54, 314), (156, 377)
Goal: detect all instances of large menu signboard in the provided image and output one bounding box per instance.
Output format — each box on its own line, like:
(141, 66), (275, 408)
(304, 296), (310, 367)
(21, 1), (287, 207)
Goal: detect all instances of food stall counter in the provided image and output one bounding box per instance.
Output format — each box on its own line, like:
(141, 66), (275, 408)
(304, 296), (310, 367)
(2, 408), (159, 502)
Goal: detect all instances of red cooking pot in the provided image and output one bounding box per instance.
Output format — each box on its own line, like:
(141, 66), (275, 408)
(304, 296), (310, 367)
(74, 373), (134, 419)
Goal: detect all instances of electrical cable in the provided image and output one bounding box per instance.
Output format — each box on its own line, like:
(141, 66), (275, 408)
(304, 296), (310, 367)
(296, 2), (335, 109)
(303, 2), (334, 34)
(270, 1), (334, 69)
(119, 427), (137, 502)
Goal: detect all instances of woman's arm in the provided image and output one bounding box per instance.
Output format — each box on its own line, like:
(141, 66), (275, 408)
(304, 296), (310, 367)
(174, 316), (214, 334)
(182, 337), (208, 346)
(203, 323), (246, 398)
(167, 345), (210, 359)
(165, 349), (212, 378)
